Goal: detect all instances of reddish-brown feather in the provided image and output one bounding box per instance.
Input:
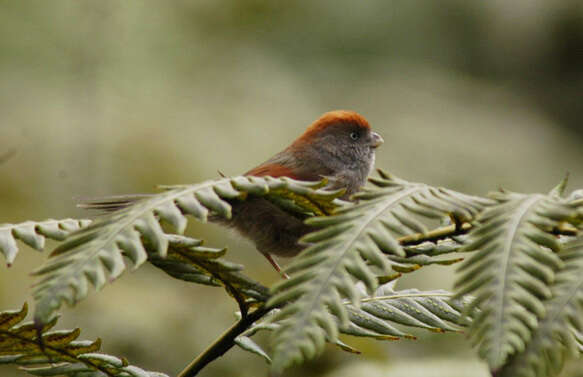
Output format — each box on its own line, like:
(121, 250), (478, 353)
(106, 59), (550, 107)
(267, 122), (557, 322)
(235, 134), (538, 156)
(245, 110), (369, 181)
(294, 110), (370, 146)
(245, 163), (299, 179)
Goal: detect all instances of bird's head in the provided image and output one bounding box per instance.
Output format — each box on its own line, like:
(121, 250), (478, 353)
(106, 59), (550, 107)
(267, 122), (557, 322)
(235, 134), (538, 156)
(247, 110), (383, 196)
(293, 110), (383, 153)
(292, 111), (383, 185)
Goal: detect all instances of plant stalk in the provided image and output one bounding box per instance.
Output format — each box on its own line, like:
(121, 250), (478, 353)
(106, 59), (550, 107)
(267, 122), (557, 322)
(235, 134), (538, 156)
(178, 305), (273, 377)
(397, 222), (472, 246)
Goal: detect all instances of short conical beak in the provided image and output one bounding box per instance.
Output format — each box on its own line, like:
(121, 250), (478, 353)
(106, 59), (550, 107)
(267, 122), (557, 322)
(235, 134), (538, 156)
(371, 132), (384, 148)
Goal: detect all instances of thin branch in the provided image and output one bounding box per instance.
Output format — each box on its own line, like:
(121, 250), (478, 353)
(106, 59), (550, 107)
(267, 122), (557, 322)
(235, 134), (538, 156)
(178, 305), (273, 377)
(214, 275), (249, 319)
(397, 222), (472, 246)
(396, 219), (578, 249)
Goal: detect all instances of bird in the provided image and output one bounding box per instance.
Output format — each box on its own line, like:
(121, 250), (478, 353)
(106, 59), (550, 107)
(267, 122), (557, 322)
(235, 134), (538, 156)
(222, 110), (383, 275)
(79, 110), (383, 276)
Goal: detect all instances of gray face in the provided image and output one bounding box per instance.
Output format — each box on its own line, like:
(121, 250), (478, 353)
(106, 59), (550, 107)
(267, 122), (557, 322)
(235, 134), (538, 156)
(301, 123), (384, 195)
(313, 123), (382, 162)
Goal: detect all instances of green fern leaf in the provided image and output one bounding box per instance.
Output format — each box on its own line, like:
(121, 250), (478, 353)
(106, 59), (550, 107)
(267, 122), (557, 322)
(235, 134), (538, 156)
(568, 190), (583, 227)
(234, 336), (272, 364)
(0, 219), (91, 265)
(268, 171), (490, 372)
(404, 237), (466, 257)
(454, 191), (581, 370)
(496, 236), (583, 377)
(390, 238), (466, 268)
(347, 283), (464, 337)
(31, 177), (340, 323)
(148, 234), (270, 303)
(376, 238), (467, 271)
(239, 282), (464, 367)
(0, 303), (167, 377)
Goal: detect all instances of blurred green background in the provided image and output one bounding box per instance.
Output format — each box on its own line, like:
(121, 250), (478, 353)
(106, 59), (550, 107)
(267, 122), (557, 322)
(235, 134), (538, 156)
(1, 1), (583, 376)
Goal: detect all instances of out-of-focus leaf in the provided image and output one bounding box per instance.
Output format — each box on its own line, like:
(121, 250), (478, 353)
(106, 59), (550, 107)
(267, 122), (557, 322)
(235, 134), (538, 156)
(0, 303), (167, 377)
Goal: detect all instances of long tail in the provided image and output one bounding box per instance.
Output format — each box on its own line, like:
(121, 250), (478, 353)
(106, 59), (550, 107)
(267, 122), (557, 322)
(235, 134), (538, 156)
(76, 194), (152, 213)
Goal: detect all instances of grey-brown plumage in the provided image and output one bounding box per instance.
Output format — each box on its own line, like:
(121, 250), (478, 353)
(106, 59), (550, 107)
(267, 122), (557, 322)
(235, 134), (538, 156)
(79, 110), (383, 276)
(223, 110), (383, 274)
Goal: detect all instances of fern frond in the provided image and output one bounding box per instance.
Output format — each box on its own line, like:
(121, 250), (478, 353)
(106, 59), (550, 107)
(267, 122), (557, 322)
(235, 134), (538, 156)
(267, 171), (490, 372)
(0, 219), (91, 265)
(239, 282), (464, 366)
(345, 283), (465, 338)
(454, 191), (581, 369)
(148, 234), (270, 303)
(389, 238), (467, 268)
(496, 236), (583, 377)
(31, 177), (341, 323)
(0, 303), (167, 377)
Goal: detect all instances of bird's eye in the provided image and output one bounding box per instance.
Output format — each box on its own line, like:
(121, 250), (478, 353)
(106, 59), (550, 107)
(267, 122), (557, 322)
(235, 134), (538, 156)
(350, 131), (360, 140)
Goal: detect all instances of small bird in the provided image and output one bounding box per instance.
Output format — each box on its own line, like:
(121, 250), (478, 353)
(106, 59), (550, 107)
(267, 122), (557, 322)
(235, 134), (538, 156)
(80, 110), (383, 276)
(224, 110), (383, 275)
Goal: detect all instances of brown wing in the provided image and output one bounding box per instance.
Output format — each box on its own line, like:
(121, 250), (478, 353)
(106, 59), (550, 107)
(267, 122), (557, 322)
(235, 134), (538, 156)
(245, 159), (326, 183)
(245, 163), (300, 179)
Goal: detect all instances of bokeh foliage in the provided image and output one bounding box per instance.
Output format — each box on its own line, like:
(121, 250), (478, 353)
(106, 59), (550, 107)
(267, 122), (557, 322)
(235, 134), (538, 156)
(1, 1), (583, 376)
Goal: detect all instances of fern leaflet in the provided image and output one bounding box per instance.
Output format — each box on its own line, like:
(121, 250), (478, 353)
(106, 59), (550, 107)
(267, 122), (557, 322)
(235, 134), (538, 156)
(497, 236), (583, 377)
(31, 177), (340, 323)
(267, 171), (490, 372)
(0, 303), (167, 377)
(239, 282), (464, 365)
(454, 191), (581, 369)
(0, 219), (91, 265)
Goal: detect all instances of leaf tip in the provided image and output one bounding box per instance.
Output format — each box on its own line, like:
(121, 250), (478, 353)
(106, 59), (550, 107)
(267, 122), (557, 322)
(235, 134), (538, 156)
(550, 172), (570, 197)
